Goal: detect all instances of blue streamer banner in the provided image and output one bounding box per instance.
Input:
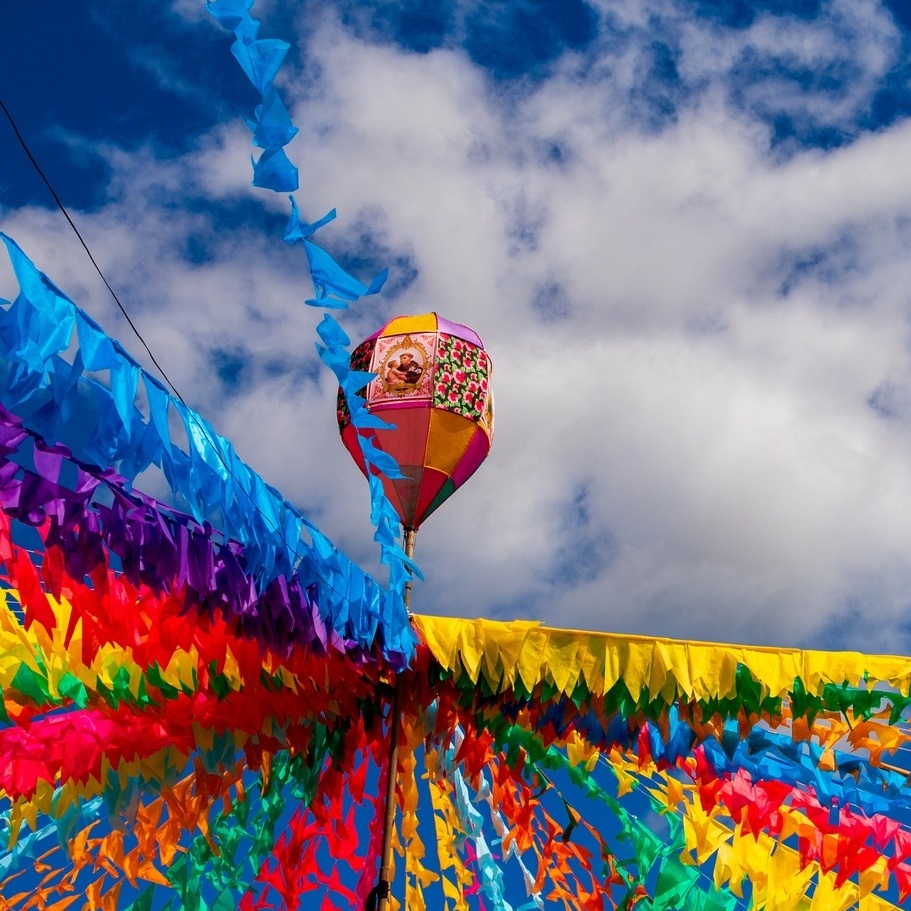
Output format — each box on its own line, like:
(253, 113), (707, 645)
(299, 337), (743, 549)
(0, 232), (416, 663)
(205, 0), (421, 613)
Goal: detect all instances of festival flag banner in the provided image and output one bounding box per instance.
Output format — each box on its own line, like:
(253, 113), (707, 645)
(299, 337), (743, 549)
(1, 1), (910, 908)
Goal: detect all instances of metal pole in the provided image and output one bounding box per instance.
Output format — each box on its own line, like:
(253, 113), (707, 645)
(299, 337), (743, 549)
(402, 527), (417, 613)
(374, 528), (417, 911)
(374, 675), (401, 911)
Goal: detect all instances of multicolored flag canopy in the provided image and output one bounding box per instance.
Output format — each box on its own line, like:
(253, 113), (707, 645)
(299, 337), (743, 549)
(338, 313), (494, 530)
(2, 3), (911, 910)
(1, 236), (911, 911)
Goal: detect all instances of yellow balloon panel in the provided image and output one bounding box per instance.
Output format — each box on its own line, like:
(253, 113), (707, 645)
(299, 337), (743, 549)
(426, 409), (479, 475)
(381, 314), (440, 337)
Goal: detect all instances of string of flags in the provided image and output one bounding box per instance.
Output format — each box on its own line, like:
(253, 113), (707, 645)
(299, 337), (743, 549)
(1, 0), (910, 908)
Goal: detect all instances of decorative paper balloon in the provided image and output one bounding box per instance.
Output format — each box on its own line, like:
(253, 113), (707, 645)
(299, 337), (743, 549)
(337, 313), (493, 530)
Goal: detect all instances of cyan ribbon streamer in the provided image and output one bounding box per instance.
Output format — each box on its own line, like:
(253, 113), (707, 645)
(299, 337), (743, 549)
(206, 0), (421, 619)
(210, 0), (401, 603)
(206, 0), (299, 191)
(475, 770), (543, 910)
(438, 730), (515, 911)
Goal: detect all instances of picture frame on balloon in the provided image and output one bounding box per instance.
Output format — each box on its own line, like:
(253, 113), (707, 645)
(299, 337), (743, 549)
(371, 333), (436, 403)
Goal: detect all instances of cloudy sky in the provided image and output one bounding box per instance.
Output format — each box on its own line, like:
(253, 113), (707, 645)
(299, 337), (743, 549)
(4, 0), (911, 652)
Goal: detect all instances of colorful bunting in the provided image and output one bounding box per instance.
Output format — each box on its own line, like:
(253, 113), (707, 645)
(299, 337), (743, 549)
(6, 510), (910, 911)
(0, 236), (415, 664)
(2, 1), (911, 908)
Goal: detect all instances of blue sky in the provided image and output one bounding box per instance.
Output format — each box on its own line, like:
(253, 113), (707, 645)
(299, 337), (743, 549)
(5, 0), (911, 653)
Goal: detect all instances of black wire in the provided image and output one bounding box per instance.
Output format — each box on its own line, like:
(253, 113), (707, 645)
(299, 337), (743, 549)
(0, 98), (316, 570)
(0, 96), (189, 409)
(0, 94), (396, 610)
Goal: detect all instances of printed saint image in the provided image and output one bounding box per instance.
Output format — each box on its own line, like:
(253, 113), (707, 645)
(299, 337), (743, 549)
(370, 332), (436, 402)
(384, 350), (423, 388)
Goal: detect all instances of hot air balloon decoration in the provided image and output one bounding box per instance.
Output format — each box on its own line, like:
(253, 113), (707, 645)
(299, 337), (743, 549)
(337, 312), (493, 534)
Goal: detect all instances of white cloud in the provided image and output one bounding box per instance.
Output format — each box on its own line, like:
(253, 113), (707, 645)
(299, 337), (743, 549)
(602, 0), (902, 136)
(5, 2), (911, 651)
